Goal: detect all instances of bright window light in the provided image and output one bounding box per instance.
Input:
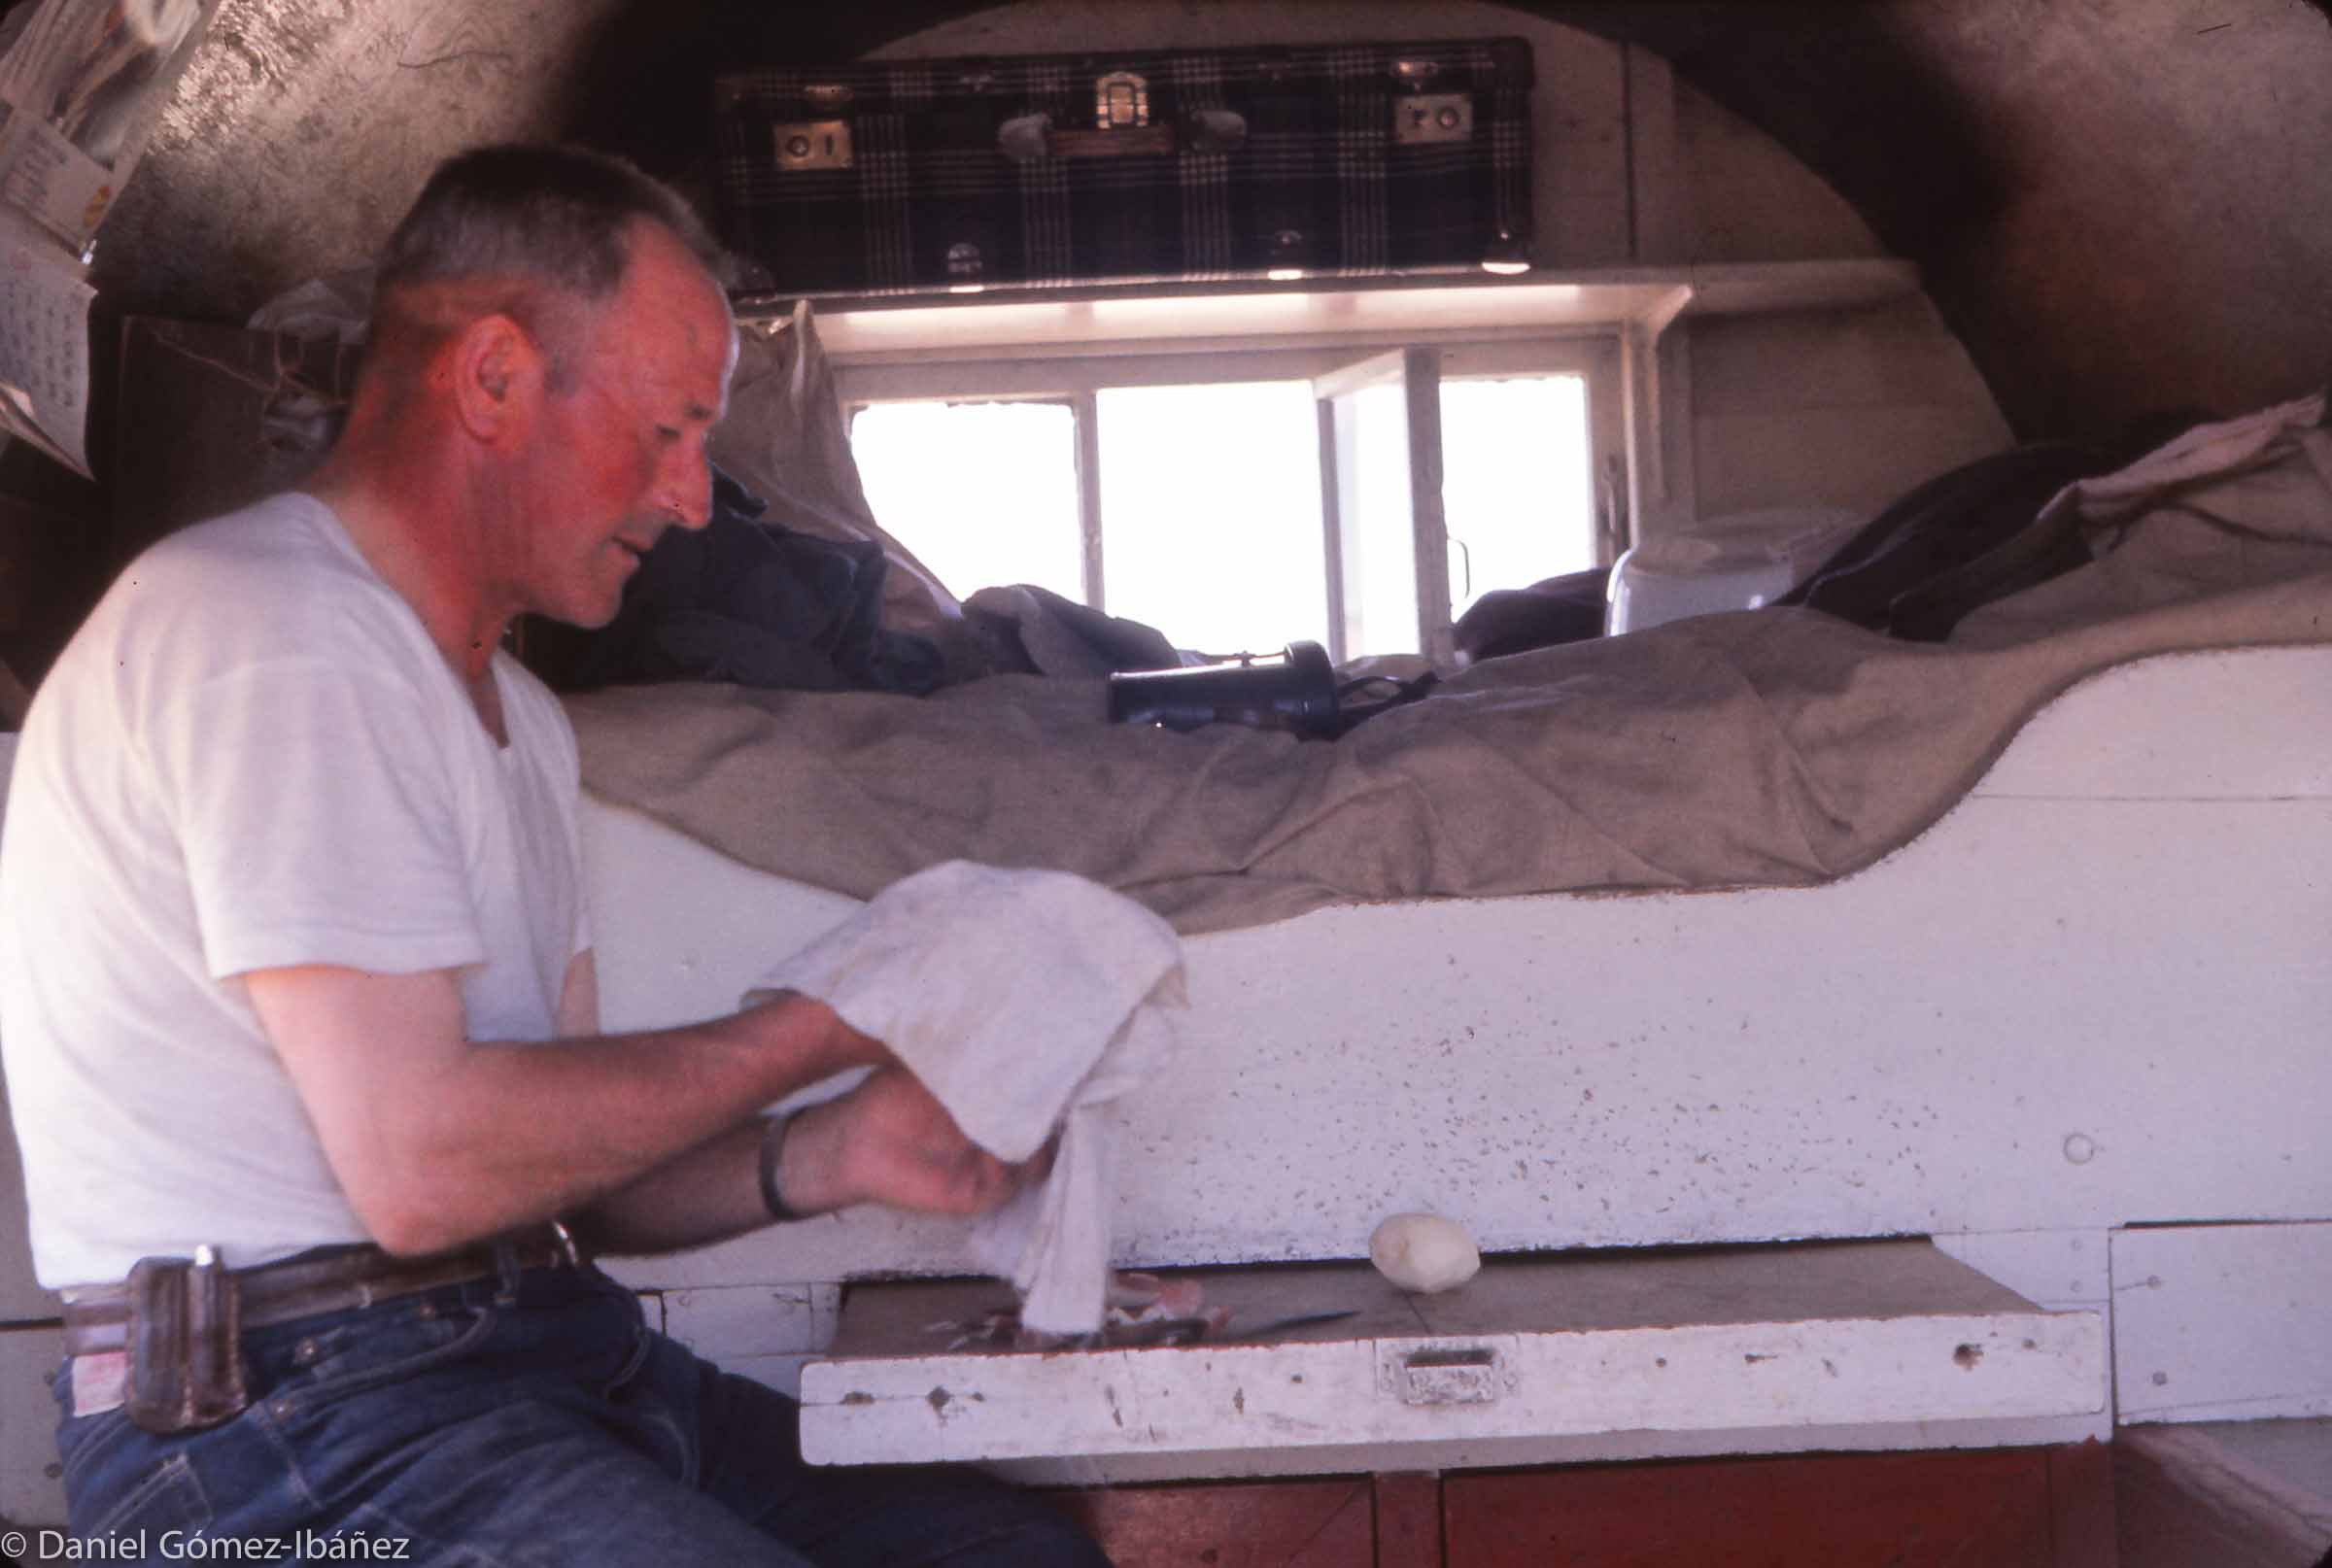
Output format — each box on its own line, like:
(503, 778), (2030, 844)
(1342, 380), (1422, 658)
(846, 368), (1598, 661)
(1440, 376), (1595, 617)
(848, 401), (1083, 602)
(1096, 383), (1328, 657)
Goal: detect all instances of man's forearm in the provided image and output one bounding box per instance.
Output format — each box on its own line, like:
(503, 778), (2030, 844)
(390, 994), (864, 1252)
(571, 1066), (1038, 1257)
(569, 1118), (774, 1257)
(249, 968), (874, 1256)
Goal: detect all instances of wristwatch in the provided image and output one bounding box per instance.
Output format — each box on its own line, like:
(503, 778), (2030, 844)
(757, 1111), (805, 1224)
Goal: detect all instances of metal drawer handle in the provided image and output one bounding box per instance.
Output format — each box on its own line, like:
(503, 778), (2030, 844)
(1398, 1346), (1502, 1406)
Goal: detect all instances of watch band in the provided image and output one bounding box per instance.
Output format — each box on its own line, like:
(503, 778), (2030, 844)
(757, 1111), (806, 1224)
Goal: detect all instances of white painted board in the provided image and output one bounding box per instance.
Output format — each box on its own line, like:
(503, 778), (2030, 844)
(656, 1282), (840, 1399)
(800, 1241), (2105, 1467)
(2114, 1224), (2332, 1425)
(1971, 646), (2332, 801)
(1935, 1229), (2110, 1313)
(0, 732), (61, 1321)
(591, 791), (2332, 1286)
(0, 1323), (63, 1525)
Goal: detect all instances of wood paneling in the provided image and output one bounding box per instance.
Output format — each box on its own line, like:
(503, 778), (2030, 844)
(1373, 1471), (1442, 1568)
(2050, 1439), (2117, 1568)
(1442, 1449), (2054, 1568)
(1049, 1478), (1374, 1568)
(112, 320), (352, 568)
(0, 488), (101, 695)
(1041, 1447), (2109, 1567)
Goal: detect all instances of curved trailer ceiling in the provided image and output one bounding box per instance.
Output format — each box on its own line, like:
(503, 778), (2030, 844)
(101, 0), (2332, 442)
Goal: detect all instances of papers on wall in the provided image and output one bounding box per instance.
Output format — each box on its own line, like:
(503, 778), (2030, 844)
(0, 206), (90, 474)
(0, 0), (215, 251)
(0, 1), (218, 477)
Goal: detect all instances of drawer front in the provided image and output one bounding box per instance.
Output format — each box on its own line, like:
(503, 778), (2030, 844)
(800, 1244), (2108, 1467)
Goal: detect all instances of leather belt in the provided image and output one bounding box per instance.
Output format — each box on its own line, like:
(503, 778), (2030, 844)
(58, 1224), (583, 1359)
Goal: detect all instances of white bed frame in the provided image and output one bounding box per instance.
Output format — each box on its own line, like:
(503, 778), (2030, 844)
(575, 644), (2332, 1481)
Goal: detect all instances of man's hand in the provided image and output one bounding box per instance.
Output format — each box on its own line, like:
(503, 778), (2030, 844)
(778, 1067), (1045, 1219)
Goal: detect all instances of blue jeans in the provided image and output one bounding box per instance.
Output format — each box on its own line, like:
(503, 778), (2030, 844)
(52, 1262), (1111, 1566)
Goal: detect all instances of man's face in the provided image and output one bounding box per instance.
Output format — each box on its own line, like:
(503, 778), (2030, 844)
(505, 222), (737, 630)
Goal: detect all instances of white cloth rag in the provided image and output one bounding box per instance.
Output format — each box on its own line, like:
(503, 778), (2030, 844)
(748, 860), (1185, 1336)
(2062, 389), (2327, 523)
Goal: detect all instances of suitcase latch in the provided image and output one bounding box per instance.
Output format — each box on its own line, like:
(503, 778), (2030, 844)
(1392, 92), (1474, 146)
(1094, 71), (1150, 129)
(773, 119), (853, 171)
(1021, 71), (1176, 158)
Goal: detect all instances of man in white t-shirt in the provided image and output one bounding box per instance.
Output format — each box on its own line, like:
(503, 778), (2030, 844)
(0, 146), (1111, 1565)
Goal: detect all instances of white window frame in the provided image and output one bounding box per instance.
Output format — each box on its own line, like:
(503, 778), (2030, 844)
(840, 333), (1622, 663)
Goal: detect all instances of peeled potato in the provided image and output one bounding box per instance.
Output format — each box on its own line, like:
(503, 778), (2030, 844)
(1369, 1211), (1481, 1293)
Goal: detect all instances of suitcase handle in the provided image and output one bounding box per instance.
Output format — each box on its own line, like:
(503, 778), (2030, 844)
(998, 110), (1246, 162)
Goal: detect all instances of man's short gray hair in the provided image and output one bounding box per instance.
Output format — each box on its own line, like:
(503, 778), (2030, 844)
(377, 143), (726, 300)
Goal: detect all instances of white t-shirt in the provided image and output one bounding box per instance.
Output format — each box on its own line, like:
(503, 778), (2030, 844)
(0, 494), (591, 1287)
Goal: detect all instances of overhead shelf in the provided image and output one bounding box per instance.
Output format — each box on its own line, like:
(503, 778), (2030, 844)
(761, 258), (1920, 364)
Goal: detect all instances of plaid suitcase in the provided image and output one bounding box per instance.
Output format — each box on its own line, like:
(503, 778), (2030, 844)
(712, 38), (1532, 296)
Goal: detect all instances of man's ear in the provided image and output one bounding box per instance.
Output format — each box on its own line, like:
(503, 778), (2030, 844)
(445, 313), (544, 445)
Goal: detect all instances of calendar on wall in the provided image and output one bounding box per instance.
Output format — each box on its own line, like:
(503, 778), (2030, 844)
(0, 211), (90, 474)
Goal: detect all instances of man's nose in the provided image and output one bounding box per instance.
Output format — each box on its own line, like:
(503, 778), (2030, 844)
(664, 450), (713, 531)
